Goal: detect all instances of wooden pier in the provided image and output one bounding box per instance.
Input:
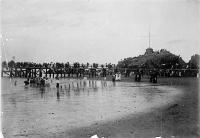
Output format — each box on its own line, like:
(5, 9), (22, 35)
(1, 67), (66, 78)
(1, 66), (199, 78)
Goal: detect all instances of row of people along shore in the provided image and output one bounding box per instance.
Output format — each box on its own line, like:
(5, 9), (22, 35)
(23, 70), (158, 87)
(3, 61), (198, 78)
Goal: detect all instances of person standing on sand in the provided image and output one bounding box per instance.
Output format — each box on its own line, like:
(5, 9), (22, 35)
(24, 78), (30, 86)
(150, 69), (158, 83)
(40, 77), (45, 86)
(56, 78), (60, 88)
(112, 74), (116, 82)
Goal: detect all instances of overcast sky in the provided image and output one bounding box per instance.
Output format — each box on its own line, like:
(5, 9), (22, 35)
(1, 0), (200, 64)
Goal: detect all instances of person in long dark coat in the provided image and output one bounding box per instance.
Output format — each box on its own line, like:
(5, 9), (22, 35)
(150, 69), (158, 83)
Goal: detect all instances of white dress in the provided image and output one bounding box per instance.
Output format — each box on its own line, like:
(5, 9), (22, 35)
(115, 73), (121, 81)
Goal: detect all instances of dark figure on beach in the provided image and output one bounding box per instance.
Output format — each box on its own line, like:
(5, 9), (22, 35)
(30, 78), (35, 85)
(102, 68), (107, 77)
(76, 69), (79, 78)
(56, 78), (60, 88)
(40, 78), (45, 86)
(112, 75), (116, 82)
(150, 70), (158, 83)
(24, 78), (30, 86)
(135, 71), (141, 82)
(90, 69), (96, 78)
(39, 71), (42, 77)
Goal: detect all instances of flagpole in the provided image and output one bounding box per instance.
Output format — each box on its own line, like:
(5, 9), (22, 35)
(149, 31), (150, 48)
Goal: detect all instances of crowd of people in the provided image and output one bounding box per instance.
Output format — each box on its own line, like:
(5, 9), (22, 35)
(21, 67), (200, 87)
(3, 60), (198, 78)
(3, 61), (115, 69)
(24, 76), (52, 87)
(2, 61), (199, 87)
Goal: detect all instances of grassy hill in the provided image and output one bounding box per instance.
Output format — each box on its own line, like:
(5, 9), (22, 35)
(117, 49), (186, 69)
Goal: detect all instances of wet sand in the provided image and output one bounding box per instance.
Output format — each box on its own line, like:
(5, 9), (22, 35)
(1, 77), (199, 138)
(67, 77), (199, 138)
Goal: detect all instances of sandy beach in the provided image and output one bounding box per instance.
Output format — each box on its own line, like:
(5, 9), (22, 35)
(65, 77), (199, 138)
(1, 77), (199, 138)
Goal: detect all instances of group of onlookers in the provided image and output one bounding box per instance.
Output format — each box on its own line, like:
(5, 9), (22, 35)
(24, 77), (51, 87)
(22, 67), (198, 86)
(112, 72), (122, 82)
(126, 69), (199, 78)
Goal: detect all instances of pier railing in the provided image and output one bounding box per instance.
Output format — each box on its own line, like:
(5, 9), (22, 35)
(1, 66), (199, 78)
